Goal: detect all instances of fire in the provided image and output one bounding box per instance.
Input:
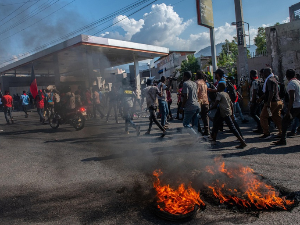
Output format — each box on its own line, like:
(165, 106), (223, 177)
(153, 170), (205, 215)
(206, 158), (294, 210)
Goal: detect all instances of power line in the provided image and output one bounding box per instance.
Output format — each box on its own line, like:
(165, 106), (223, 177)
(0, 0), (155, 66)
(0, 1), (39, 6)
(0, 0), (76, 42)
(0, 0), (31, 24)
(0, 0), (60, 34)
(0, 0), (42, 29)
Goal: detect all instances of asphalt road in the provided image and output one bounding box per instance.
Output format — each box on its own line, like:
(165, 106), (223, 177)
(0, 108), (300, 225)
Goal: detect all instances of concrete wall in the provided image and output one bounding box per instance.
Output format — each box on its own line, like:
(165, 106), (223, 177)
(266, 20), (300, 81)
(248, 55), (271, 73)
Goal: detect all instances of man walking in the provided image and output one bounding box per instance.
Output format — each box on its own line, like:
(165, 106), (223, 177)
(20, 91), (30, 118)
(195, 71), (210, 136)
(249, 70), (263, 133)
(157, 76), (169, 128)
(120, 78), (140, 136)
(274, 69), (300, 145)
(2, 91), (14, 124)
(142, 79), (166, 137)
(181, 71), (200, 135)
(36, 90), (45, 123)
(258, 68), (283, 139)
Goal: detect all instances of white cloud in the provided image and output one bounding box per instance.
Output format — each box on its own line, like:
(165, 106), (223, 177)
(100, 3), (262, 52)
(282, 17), (290, 23)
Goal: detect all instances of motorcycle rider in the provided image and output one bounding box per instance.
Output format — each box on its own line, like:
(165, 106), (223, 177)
(61, 86), (76, 118)
(120, 78), (140, 136)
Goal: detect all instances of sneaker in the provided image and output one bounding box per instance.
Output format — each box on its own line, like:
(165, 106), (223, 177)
(259, 134), (272, 139)
(273, 139), (287, 146)
(287, 132), (297, 137)
(136, 126), (140, 136)
(242, 119), (249, 123)
(236, 143), (247, 149)
(161, 130), (167, 138)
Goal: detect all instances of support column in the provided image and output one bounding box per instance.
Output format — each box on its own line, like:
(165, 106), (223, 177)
(133, 55), (141, 98)
(53, 54), (60, 88)
(234, 0), (249, 86)
(210, 27), (218, 82)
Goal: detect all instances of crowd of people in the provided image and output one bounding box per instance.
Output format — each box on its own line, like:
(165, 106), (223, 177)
(1, 67), (300, 149)
(141, 67), (300, 148)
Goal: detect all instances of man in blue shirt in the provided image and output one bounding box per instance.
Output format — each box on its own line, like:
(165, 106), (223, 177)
(20, 91), (30, 118)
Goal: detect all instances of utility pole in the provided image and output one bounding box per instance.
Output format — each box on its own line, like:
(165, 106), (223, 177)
(234, 0), (249, 86)
(210, 27), (217, 82)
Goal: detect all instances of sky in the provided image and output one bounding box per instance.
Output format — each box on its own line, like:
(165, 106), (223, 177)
(0, 0), (298, 67)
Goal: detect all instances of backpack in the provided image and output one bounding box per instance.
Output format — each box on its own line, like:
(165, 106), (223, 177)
(256, 80), (264, 98)
(207, 82), (217, 102)
(226, 81), (237, 102)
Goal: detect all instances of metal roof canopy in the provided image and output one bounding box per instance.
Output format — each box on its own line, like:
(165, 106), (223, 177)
(0, 35), (169, 76)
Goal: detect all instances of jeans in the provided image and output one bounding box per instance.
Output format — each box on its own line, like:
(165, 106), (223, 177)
(234, 102), (245, 120)
(250, 102), (262, 130)
(4, 107), (12, 123)
(124, 106), (137, 132)
(198, 104), (210, 135)
(158, 99), (168, 126)
(291, 117), (300, 133)
(22, 105), (28, 115)
(281, 108), (300, 141)
(167, 101), (173, 118)
(37, 108), (44, 121)
(148, 106), (165, 132)
(183, 108), (200, 133)
(260, 101), (283, 135)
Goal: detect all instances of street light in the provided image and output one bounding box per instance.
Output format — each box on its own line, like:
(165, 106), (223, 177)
(231, 21), (251, 48)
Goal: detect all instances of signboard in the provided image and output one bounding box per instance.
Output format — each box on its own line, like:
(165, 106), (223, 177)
(196, 0), (214, 28)
(237, 27), (244, 46)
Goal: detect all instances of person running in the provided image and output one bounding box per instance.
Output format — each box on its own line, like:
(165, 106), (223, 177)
(195, 71), (210, 136)
(274, 69), (300, 145)
(2, 91), (14, 124)
(142, 79), (166, 137)
(209, 83), (247, 149)
(181, 71), (200, 135)
(20, 91), (30, 118)
(258, 68), (283, 139)
(120, 78), (140, 136)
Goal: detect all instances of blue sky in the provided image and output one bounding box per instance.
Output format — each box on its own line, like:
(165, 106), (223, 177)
(0, 0), (298, 66)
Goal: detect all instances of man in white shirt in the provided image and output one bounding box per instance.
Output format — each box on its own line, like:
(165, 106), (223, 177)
(274, 69), (300, 145)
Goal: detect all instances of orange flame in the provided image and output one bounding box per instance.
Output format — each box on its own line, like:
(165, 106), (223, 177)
(206, 158), (294, 210)
(153, 170), (205, 215)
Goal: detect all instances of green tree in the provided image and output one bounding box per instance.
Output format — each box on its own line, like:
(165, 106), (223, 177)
(217, 39), (238, 77)
(254, 27), (267, 55)
(179, 55), (200, 81)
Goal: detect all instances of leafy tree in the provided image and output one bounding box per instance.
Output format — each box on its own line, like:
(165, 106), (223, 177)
(254, 27), (267, 55)
(179, 55), (200, 81)
(217, 39), (238, 77)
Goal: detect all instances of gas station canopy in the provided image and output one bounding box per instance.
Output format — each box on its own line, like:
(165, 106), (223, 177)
(0, 34), (169, 76)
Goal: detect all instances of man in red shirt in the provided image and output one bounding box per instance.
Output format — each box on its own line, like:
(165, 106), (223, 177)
(36, 90), (45, 123)
(2, 91), (14, 124)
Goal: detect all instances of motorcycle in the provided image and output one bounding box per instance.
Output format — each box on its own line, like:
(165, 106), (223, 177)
(49, 107), (87, 130)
